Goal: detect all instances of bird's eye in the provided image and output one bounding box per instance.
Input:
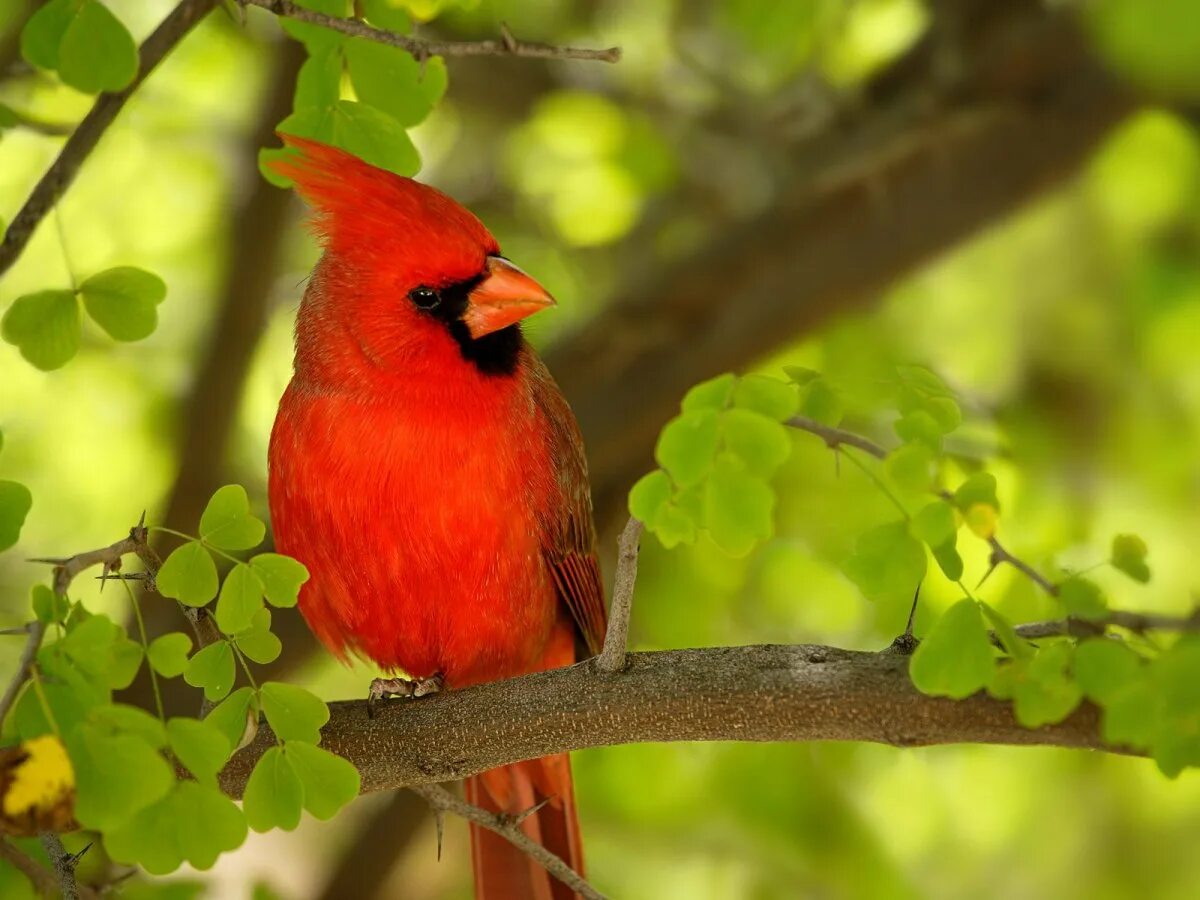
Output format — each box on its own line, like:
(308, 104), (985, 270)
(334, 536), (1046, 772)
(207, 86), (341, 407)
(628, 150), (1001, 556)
(409, 287), (441, 310)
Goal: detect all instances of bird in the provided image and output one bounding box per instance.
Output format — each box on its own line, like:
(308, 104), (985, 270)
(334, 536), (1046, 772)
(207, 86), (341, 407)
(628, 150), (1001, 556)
(266, 135), (605, 900)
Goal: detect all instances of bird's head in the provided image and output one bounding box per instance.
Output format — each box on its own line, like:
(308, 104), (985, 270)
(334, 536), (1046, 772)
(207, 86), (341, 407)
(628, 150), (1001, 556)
(270, 135), (555, 380)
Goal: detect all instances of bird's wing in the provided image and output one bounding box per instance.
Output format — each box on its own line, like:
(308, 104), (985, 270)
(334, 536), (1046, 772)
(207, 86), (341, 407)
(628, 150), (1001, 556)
(527, 353), (607, 657)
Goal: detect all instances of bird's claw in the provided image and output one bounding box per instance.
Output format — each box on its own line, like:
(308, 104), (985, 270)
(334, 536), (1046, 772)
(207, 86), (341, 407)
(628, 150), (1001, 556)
(366, 673), (444, 718)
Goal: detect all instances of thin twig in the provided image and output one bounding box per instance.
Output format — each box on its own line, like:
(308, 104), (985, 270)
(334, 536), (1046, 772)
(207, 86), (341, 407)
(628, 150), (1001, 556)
(0, 837), (60, 897)
(0, 620), (44, 726)
(786, 416), (1058, 598)
(596, 517), (643, 673)
(1014, 611), (1200, 640)
(409, 784), (606, 900)
(40, 833), (79, 900)
(0, 0), (219, 278)
(239, 0), (620, 63)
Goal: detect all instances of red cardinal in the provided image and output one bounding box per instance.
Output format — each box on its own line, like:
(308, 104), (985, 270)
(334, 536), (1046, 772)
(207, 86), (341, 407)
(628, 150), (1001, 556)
(266, 136), (605, 900)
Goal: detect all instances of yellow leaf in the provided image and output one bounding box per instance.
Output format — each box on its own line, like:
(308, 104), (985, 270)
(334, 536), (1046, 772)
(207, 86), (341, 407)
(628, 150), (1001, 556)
(964, 502), (998, 539)
(1, 734), (76, 835)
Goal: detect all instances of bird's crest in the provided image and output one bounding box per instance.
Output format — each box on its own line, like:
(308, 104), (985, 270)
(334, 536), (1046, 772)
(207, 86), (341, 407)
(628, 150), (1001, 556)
(268, 135), (496, 266)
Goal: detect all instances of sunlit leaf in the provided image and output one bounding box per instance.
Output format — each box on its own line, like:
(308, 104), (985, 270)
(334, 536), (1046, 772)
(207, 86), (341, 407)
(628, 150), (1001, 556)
(702, 455), (774, 556)
(259, 682), (329, 743)
(655, 410), (720, 487)
(1110, 533), (1151, 583)
(285, 741), (360, 819)
(0, 481), (33, 551)
(79, 267), (166, 341)
(156, 541), (219, 607)
(147, 632), (193, 678)
(1, 290), (81, 370)
(199, 485), (266, 551)
(58, 0), (138, 94)
(910, 599), (994, 698)
(249, 553), (309, 609)
(243, 746), (303, 832)
(184, 641), (236, 703)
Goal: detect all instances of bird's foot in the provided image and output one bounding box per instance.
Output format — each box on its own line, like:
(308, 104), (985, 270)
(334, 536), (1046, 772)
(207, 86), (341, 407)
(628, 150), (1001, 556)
(366, 672), (444, 718)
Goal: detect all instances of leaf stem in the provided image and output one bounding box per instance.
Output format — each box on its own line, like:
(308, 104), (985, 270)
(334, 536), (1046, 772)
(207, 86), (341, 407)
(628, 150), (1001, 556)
(841, 447), (910, 519)
(122, 576), (165, 722)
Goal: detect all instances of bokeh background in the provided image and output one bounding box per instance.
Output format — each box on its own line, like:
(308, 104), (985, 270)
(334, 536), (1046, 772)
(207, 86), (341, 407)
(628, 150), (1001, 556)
(3, 0), (1200, 897)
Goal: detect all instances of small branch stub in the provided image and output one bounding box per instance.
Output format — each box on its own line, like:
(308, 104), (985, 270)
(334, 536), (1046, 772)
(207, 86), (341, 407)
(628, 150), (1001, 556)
(596, 517), (643, 673)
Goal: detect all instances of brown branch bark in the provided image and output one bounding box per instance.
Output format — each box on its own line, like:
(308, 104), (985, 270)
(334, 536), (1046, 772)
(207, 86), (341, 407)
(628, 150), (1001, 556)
(239, 0), (619, 62)
(218, 644), (1129, 800)
(0, 0), (219, 278)
(550, 0), (1135, 534)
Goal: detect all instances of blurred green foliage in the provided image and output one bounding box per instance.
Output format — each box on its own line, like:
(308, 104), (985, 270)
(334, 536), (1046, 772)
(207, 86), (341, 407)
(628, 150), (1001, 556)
(2, 0), (1200, 898)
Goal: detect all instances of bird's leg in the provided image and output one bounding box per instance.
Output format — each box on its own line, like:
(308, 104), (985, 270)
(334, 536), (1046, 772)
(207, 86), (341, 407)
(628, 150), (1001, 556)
(412, 672), (444, 697)
(366, 672), (444, 717)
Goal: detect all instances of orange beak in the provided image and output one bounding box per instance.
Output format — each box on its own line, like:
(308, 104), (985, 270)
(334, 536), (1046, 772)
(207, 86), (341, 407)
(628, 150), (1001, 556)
(463, 257), (556, 339)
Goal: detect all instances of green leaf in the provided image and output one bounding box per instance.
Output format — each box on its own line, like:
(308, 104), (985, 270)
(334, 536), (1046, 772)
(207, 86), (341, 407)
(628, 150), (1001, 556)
(60, 614), (143, 688)
(244, 746), (304, 832)
(655, 410), (720, 487)
(893, 410), (944, 449)
(205, 686), (258, 752)
(200, 484), (266, 551)
(106, 781), (247, 874)
(842, 521), (927, 604)
(249, 553), (309, 608)
(215, 563), (265, 634)
(259, 682), (329, 743)
(1075, 638), (1142, 704)
(8, 646), (108, 740)
(103, 789), (183, 875)
(702, 455), (774, 556)
(147, 632), (193, 678)
(783, 365), (821, 386)
(156, 541), (218, 607)
(172, 781), (248, 869)
(292, 100), (421, 177)
(285, 741), (360, 819)
(720, 409), (792, 476)
(930, 539), (964, 581)
(345, 39), (446, 127)
(653, 502), (698, 549)
(1, 289), (81, 370)
(58, 0), (138, 94)
(31, 584), (69, 624)
(87, 703), (167, 747)
(731, 374), (798, 421)
(979, 602), (1031, 660)
(167, 717), (231, 786)
(884, 442), (933, 496)
(796, 378), (842, 426)
(70, 726), (174, 831)
(910, 501), (956, 547)
(280, 0), (351, 51)
(1110, 533), (1151, 583)
(79, 266), (166, 341)
(184, 641), (236, 702)
(362, 0), (413, 31)
(20, 0), (74, 70)
(910, 599), (995, 699)
(952, 472), (999, 514)
(628, 469), (672, 526)
(293, 46), (342, 111)
(998, 642), (1084, 728)
(1059, 577), (1108, 620)
(0, 480), (32, 552)
(681, 373), (736, 413)
(234, 618), (282, 665)
(1148, 637), (1200, 775)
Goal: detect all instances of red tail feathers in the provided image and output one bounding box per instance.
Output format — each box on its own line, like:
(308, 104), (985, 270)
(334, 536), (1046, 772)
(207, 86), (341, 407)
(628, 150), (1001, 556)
(466, 756), (586, 900)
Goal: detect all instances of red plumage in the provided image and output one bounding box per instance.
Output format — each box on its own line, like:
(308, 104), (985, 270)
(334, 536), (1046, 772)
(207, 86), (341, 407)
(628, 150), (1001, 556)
(267, 137), (604, 900)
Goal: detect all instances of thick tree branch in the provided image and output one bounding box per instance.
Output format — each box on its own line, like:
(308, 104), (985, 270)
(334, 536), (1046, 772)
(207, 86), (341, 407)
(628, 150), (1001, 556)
(410, 784), (604, 900)
(0, 0), (219, 279)
(240, 0), (620, 62)
(218, 643), (1132, 801)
